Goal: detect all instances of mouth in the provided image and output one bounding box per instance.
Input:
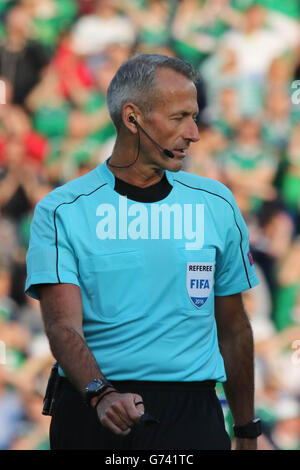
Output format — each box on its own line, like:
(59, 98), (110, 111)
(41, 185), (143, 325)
(172, 148), (188, 158)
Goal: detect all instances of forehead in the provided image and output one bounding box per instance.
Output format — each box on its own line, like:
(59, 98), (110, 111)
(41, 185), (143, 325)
(152, 68), (198, 114)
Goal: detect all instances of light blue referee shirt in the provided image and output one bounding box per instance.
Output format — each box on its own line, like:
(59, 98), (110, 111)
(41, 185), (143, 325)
(25, 160), (259, 382)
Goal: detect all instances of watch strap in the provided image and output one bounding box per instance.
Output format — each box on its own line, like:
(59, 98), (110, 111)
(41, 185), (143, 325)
(233, 418), (262, 438)
(84, 378), (114, 406)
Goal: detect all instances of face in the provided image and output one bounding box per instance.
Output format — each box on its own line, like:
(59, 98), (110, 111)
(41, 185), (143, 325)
(220, 88), (237, 110)
(237, 119), (260, 143)
(245, 6), (265, 31)
(138, 68), (200, 172)
(7, 8), (31, 38)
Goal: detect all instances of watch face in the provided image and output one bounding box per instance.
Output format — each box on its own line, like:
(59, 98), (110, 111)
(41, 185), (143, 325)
(84, 378), (112, 406)
(89, 380), (103, 392)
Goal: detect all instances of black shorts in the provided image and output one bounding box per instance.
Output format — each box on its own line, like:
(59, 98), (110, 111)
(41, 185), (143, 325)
(50, 378), (231, 450)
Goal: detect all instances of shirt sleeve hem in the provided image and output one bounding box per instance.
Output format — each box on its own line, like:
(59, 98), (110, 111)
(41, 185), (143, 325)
(214, 276), (259, 296)
(25, 273), (80, 299)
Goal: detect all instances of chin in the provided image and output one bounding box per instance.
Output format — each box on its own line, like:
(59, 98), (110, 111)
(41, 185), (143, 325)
(165, 158), (184, 172)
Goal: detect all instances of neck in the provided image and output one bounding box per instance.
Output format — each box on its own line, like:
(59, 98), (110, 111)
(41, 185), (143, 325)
(6, 33), (26, 51)
(239, 139), (259, 147)
(108, 138), (164, 188)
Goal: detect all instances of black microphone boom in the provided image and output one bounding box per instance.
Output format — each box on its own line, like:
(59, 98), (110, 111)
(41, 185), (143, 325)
(163, 149), (175, 158)
(129, 116), (174, 158)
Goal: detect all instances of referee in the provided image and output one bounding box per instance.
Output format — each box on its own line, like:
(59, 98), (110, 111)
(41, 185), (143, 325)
(25, 54), (261, 450)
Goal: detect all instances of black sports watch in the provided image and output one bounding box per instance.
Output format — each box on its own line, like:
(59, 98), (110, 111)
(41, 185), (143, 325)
(233, 418), (262, 439)
(84, 378), (114, 406)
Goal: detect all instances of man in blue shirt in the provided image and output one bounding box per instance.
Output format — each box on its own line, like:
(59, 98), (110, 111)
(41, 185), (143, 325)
(26, 54), (261, 450)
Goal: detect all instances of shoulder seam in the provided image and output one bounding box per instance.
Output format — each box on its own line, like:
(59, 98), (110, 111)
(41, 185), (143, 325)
(174, 179), (251, 289)
(54, 183), (108, 283)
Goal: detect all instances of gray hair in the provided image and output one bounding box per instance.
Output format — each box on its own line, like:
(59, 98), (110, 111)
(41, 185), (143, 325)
(106, 54), (197, 131)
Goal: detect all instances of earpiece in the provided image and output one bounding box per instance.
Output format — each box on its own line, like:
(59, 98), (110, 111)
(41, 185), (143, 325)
(129, 116), (137, 124)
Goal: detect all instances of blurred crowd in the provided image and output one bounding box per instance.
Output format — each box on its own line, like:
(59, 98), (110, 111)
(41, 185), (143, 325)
(0, 0), (299, 450)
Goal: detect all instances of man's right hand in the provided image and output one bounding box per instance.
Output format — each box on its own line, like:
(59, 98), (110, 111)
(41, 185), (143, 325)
(95, 392), (145, 436)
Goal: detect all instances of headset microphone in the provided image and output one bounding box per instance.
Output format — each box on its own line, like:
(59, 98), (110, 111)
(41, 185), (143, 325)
(129, 116), (174, 158)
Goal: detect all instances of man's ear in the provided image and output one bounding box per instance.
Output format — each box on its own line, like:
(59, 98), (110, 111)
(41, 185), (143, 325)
(122, 103), (140, 133)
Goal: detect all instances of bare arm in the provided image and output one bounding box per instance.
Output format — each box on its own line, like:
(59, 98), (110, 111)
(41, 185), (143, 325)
(224, 167), (277, 200)
(38, 283), (144, 434)
(215, 293), (256, 450)
(38, 283), (102, 391)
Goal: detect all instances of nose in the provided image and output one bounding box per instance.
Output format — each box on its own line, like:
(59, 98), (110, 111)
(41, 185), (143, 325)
(184, 118), (200, 143)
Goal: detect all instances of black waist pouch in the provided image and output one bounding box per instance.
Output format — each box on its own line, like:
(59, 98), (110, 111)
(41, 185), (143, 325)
(42, 362), (61, 416)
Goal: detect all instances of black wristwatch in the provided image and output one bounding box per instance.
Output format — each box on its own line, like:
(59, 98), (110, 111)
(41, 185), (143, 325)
(84, 378), (114, 406)
(233, 418), (262, 439)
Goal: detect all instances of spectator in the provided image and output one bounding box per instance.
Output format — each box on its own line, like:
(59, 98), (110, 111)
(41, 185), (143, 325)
(1, 105), (49, 164)
(0, 364), (24, 450)
(172, 0), (241, 67)
(273, 236), (300, 331)
(0, 6), (51, 105)
(219, 118), (278, 213)
(267, 56), (293, 94)
(10, 390), (51, 450)
(281, 123), (300, 214)
(0, 217), (18, 266)
(251, 200), (294, 294)
(25, 65), (72, 143)
(222, 5), (293, 79)
(20, 0), (78, 51)
(0, 262), (19, 322)
(210, 87), (242, 138)
(52, 30), (94, 103)
(0, 139), (45, 224)
(262, 89), (293, 153)
(242, 263), (275, 343)
(270, 396), (300, 450)
(71, 0), (135, 57)
(123, 0), (172, 51)
(186, 125), (226, 180)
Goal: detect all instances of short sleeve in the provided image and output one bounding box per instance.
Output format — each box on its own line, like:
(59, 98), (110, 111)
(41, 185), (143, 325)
(25, 200), (80, 300)
(214, 192), (259, 296)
